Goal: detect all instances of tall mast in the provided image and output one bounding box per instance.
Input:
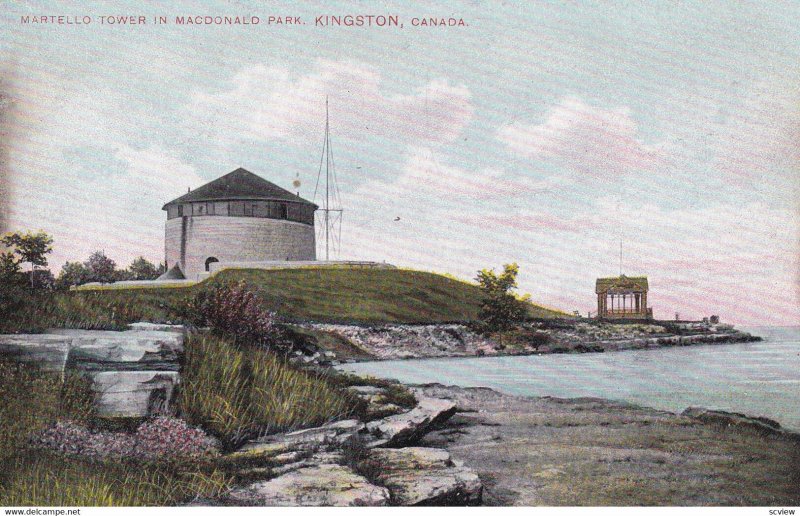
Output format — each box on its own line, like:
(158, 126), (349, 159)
(314, 96), (343, 261)
(325, 97), (330, 260)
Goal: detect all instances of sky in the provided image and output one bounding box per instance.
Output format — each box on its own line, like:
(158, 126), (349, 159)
(1, 1), (798, 325)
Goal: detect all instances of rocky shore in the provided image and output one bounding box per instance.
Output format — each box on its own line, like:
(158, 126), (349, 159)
(299, 321), (761, 364)
(3, 322), (787, 506)
(415, 384), (800, 506)
(205, 384), (484, 506)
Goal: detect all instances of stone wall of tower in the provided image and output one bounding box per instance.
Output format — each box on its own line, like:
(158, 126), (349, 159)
(165, 216), (316, 279)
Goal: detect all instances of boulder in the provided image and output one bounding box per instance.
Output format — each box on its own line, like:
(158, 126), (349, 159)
(90, 371), (179, 417)
(226, 464), (390, 506)
(370, 447), (482, 505)
(347, 385), (384, 396)
(366, 392), (457, 446)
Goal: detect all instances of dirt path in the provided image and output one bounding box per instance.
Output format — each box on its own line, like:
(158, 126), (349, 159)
(417, 384), (800, 506)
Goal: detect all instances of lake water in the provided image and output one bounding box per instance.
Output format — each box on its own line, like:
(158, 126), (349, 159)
(338, 326), (800, 432)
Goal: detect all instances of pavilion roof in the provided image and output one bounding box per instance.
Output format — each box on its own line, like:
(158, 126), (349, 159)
(595, 275), (648, 293)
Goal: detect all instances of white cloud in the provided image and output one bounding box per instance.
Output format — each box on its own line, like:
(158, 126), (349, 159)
(497, 97), (665, 179)
(188, 60), (473, 145)
(9, 146), (204, 271)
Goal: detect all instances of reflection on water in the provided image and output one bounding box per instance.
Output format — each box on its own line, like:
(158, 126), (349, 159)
(338, 327), (800, 431)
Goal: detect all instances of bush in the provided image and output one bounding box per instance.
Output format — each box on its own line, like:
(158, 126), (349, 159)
(475, 263), (527, 333)
(188, 281), (288, 351)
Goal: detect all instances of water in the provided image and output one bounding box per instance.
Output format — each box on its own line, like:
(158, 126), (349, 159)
(338, 326), (800, 432)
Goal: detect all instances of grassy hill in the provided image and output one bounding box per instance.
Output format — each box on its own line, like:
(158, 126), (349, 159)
(2, 268), (567, 332)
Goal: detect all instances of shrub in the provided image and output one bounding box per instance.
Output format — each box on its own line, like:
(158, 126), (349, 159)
(188, 281), (288, 351)
(0, 358), (230, 507)
(475, 263), (527, 333)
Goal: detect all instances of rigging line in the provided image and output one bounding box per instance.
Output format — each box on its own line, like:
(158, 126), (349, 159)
(326, 132), (344, 208)
(313, 121), (326, 201)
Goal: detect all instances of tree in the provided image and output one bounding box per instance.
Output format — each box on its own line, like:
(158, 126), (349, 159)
(1, 230), (54, 288)
(127, 256), (160, 280)
(0, 251), (21, 280)
(475, 263), (526, 333)
(85, 251), (117, 283)
(56, 261), (90, 290)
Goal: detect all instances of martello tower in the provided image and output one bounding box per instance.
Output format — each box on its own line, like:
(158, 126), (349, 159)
(162, 168), (318, 279)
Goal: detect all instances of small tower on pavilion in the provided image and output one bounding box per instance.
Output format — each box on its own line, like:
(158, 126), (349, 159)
(595, 275), (653, 320)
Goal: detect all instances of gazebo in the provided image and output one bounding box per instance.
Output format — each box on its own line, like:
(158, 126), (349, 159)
(595, 275), (652, 320)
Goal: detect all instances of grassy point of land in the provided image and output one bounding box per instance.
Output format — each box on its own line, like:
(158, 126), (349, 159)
(2, 268), (567, 333)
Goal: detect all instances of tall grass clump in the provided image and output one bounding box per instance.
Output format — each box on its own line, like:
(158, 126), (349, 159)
(177, 334), (361, 449)
(0, 451), (231, 506)
(0, 357), (95, 460)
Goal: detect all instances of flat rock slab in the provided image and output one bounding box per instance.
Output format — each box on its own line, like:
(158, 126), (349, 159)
(50, 328), (183, 371)
(236, 419), (365, 459)
(226, 464), (390, 506)
(370, 447), (482, 505)
(1, 325), (186, 418)
(366, 391), (456, 446)
(0, 334), (72, 371)
(127, 322), (186, 334)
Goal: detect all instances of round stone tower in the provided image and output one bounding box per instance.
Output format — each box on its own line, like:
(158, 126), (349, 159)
(162, 167), (317, 279)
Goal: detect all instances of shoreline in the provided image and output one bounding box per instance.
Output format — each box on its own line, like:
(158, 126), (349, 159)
(412, 383), (800, 506)
(312, 323), (762, 365)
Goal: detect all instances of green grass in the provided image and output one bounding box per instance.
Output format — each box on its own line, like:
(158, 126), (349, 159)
(0, 357), (96, 460)
(176, 333), (363, 449)
(0, 452), (231, 506)
(0, 356), (232, 506)
(0, 268), (566, 333)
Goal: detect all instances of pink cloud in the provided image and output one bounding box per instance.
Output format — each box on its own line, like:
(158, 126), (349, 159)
(392, 148), (544, 201)
(496, 97), (664, 178)
(189, 60), (473, 145)
(455, 211), (600, 233)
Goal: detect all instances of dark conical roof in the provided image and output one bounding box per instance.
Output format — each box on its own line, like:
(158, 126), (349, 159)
(162, 168), (317, 209)
(157, 263), (186, 280)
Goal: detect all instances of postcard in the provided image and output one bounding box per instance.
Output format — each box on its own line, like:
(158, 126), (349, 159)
(1, 0), (798, 511)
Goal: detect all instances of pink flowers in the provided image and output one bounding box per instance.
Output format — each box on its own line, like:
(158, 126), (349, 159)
(32, 417), (219, 462)
(190, 281), (286, 350)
